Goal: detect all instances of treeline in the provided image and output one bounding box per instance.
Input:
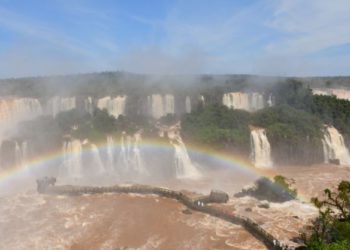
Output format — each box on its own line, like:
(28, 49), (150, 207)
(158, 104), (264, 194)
(1, 71), (349, 98)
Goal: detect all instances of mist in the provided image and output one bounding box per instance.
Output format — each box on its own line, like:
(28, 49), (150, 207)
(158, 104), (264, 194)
(1, 1), (350, 249)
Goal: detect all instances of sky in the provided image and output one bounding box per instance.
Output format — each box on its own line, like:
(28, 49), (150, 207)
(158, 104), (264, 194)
(0, 0), (350, 78)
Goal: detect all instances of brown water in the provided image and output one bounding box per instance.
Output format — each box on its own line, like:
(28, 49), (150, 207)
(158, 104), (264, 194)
(0, 164), (349, 250)
(0, 192), (265, 250)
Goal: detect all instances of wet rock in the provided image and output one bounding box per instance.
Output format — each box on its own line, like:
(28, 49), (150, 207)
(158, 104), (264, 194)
(245, 207), (253, 212)
(209, 190), (229, 203)
(257, 201), (270, 209)
(182, 209), (192, 215)
(234, 177), (295, 203)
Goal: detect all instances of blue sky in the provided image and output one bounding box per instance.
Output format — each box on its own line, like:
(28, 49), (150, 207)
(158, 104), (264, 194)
(0, 0), (350, 78)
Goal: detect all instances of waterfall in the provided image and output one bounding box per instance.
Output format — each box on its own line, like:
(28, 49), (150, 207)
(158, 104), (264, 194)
(223, 92), (250, 110)
(250, 93), (265, 111)
(222, 92), (265, 112)
(164, 94), (175, 115)
(132, 132), (148, 175)
(118, 132), (129, 171)
(167, 125), (201, 179)
(47, 97), (76, 117)
(118, 131), (148, 175)
(0, 98), (42, 131)
(185, 96), (191, 113)
(90, 144), (105, 174)
(13, 141), (29, 169)
(21, 141), (28, 167)
(267, 94), (274, 107)
(250, 127), (273, 168)
(84, 97), (94, 115)
(200, 95), (205, 105)
(106, 136), (115, 172)
(97, 96), (127, 118)
(62, 139), (83, 178)
(322, 126), (350, 165)
(148, 94), (175, 119)
(313, 88), (350, 101)
(148, 94), (164, 119)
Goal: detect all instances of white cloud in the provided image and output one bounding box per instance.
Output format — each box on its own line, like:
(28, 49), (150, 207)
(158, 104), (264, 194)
(266, 0), (350, 55)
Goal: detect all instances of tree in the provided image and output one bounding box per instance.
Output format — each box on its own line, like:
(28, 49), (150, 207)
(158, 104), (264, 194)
(303, 181), (350, 249)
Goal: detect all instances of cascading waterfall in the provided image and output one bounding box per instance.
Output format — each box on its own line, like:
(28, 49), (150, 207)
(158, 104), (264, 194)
(164, 94), (175, 115)
(47, 97), (76, 117)
(250, 127), (273, 168)
(222, 92), (265, 112)
(185, 96), (191, 113)
(118, 132), (129, 171)
(166, 124), (201, 179)
(250, 93), (265, 111)
(106, 136), (115, 172)
(14, 141), (28, 168)
(200, 95), (205, 105)
(118, 131), (148, 175)
(84, 97), (94, 115)
(21, 141), (28, 166)
(90, 144), (105, 174)
(267, 94), (274, 107)
(148, 94), (175, 119)
(148, 94), (163, 119)
(132, 131), (148, 175)
(62, 139), (83, 178)
(313, 88), (350, 101)
(322, 126), (350, 165)
(223, 92), (249, 110)
(97, 96), (127, 118)
(0, 98), (43, 131)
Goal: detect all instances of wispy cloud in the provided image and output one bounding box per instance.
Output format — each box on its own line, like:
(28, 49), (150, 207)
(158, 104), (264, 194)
(0, 7), (97, 57)
(0, 0), (349, 77)
(266, 0), (350, 55)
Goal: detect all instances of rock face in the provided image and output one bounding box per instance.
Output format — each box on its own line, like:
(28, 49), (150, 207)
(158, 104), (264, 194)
(195, 190), (230, 204)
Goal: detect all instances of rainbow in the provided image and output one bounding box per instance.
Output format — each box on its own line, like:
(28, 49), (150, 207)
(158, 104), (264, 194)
(0, 137), (306, 201)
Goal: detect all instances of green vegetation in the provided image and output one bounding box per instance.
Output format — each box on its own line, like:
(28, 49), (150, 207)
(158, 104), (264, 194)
(273, 175), (298, 198)
(254, 105), (323, 144)
(181, 102), (324, 164)
(312, 95), (350, 136)
(303, 181), (350, 249)
(271, 79), (315, 111)
(182, 104), (251, 153)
